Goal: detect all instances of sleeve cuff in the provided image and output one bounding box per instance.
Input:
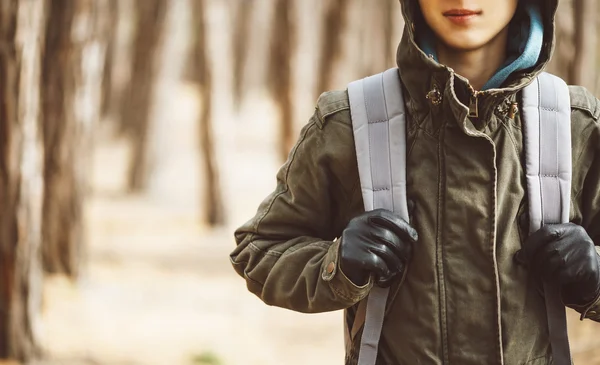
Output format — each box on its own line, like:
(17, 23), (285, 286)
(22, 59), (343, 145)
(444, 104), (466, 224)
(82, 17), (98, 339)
(578, 291), (600, 321)
(321, 239), (373, 305)
(578, 247), (600, 321)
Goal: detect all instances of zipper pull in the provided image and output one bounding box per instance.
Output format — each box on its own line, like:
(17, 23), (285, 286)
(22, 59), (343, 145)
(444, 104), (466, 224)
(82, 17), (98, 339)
(468, 92), (479, 118)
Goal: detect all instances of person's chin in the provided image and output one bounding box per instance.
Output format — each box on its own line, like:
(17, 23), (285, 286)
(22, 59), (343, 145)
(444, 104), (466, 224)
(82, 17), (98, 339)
(440, 35), (488, 53)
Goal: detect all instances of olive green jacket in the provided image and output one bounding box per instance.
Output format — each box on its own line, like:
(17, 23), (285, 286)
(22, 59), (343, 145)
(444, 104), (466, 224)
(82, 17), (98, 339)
(231, 0), (600, 364)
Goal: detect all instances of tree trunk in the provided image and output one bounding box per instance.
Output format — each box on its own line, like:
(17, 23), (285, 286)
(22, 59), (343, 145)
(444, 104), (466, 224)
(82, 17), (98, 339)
(359, 0), (397, 77)
(100, 0), (119, 119)
(384, 0), (398, 68)
(40, 0), (80, 277)
(231, 0), (253, 110)
(121, 0), (167, 192)
(547, 0), (596, 90)
(269, 0), (296, 162)
(571, 0), (596, 91)
(0, 0), (45, 360)
(189, 0), (225, 226)
(315, 0), (350, 97)
(41, 0), (108, 277)
(547, 0), (575, 81)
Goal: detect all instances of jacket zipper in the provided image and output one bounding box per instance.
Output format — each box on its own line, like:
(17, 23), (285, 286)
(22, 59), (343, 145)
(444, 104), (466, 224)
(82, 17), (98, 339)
(463, 84), (505, 365)
(468, 92), (479, 118)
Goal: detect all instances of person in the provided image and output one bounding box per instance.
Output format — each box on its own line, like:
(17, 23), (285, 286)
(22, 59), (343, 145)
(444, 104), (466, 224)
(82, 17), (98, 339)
(230, 0), (600, 364)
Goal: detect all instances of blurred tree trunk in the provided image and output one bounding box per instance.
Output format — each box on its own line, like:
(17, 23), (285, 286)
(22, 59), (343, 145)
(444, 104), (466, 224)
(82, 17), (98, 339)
(100, 0), (119, 119)
(547, 0), (597, 91)
(315, 0), (349, 97)
(231, 0), (253, 110)
(571, 0), (596, 91)
(269, 0), (296, 162)
(40, 0), (79, 277)
(383, 0), (397, 68)
(120, 0), (167, 192)
(360, 0), (397, 77)
(189, 0), (225, 226)
(0, 0), (45, 360)
(547, 0), (575, 82)
(41, 0), (108, 276)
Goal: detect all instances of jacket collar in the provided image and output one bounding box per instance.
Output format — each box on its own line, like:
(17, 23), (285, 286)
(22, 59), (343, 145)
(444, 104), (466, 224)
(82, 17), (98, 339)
(396, 0), (559, 132)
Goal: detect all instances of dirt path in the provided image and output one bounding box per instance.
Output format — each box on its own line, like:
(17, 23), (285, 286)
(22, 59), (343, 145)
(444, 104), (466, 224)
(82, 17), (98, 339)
(38, 2), (343, 363)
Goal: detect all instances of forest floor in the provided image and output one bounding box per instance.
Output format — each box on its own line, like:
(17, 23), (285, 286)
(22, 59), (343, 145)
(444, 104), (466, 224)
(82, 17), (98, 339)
(35, 79), (344, 365)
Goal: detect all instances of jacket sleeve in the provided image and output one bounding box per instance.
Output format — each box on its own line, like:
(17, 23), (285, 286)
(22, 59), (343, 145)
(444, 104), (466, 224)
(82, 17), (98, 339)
(230, 94), (372, 313)
(570, 93), (600, 321)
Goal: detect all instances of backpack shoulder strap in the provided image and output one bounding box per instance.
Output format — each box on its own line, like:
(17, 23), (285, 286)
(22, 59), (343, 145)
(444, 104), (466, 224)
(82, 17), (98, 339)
(347, 68), (408, 365)
(522, 72), (572, 231)
(522, 72), (573, 365)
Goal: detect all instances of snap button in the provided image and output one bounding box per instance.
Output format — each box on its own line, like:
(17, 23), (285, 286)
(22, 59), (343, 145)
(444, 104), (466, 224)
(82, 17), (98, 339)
(426, 87), (442, 106)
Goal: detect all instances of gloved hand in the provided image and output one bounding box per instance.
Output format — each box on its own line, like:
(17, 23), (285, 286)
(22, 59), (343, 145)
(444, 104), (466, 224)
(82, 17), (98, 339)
(515, 223), (600, 306)
(339, 209), (418, 288)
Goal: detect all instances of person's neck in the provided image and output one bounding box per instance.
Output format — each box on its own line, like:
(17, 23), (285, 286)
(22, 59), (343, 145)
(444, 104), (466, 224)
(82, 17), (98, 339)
(436, 27), (509, 91)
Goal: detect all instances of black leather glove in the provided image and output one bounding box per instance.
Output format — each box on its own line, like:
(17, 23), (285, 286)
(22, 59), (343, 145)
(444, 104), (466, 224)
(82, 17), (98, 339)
(339, 209), (418, 288)
(515, 223), (600, 306)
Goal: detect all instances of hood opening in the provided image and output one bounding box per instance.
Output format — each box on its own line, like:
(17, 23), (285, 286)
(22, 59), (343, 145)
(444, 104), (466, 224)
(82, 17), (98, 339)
(398, 0), (558, 91)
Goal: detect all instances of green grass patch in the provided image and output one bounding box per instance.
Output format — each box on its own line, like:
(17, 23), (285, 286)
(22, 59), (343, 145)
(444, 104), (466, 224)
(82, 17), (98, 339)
(192, 351), (223, 365)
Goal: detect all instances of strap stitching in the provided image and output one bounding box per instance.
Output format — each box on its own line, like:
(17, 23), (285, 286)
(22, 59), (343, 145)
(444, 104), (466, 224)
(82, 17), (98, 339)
(368, 119), (388, 124)
(554, 77), (560, 187)
(362, 79), (376, 213)
(537, 77), (545, 227)
(554, 77), (561, 224)
(372, 188), (391, 192)
(380, 73), (395, 213)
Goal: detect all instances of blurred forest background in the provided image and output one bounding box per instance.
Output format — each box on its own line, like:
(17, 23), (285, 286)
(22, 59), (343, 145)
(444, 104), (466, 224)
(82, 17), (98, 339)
(0, 0), (599, 364)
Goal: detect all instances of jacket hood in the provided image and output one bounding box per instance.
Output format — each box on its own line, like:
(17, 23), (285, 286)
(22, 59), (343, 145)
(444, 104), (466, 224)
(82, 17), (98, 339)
(397, 0), (558, 81)
(395, 0), (559, 124)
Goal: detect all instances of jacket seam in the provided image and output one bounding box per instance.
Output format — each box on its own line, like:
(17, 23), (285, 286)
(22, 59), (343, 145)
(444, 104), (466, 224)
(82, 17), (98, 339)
(248, 120), (317, 245)
(248, 242), (282, 257)
(347, 177), (362, 215)
(436, 127), (450, 364)
(574, 123), (597, 164)
(500, 121), (521, 160)
(286, 240), (331, 255)
(407, 128), (419, 158)
(572, 105), (594, 116)
(321, 105), (350, 120)
(571, 104), (600, 121)
(522, 353), (551, 364)
(572, 124), (597, 200)
(244, 271), (265, 289)
(415, 122), (438, 139)
(489, 137), (504, 365)
(230, 257), (267, 289)
(329, 283), (362, 303)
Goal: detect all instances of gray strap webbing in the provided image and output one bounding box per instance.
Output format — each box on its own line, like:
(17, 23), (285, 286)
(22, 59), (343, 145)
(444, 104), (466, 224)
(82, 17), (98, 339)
(348, 68), (408, 365)
(522, 72), (573, 365)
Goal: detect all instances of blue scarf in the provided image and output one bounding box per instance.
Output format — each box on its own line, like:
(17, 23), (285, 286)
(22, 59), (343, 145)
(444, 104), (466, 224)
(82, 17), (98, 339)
(418, 4), (544, 90)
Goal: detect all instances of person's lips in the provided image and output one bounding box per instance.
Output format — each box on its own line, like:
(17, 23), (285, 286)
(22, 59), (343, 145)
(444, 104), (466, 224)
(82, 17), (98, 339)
(443, 9), (482, 25)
